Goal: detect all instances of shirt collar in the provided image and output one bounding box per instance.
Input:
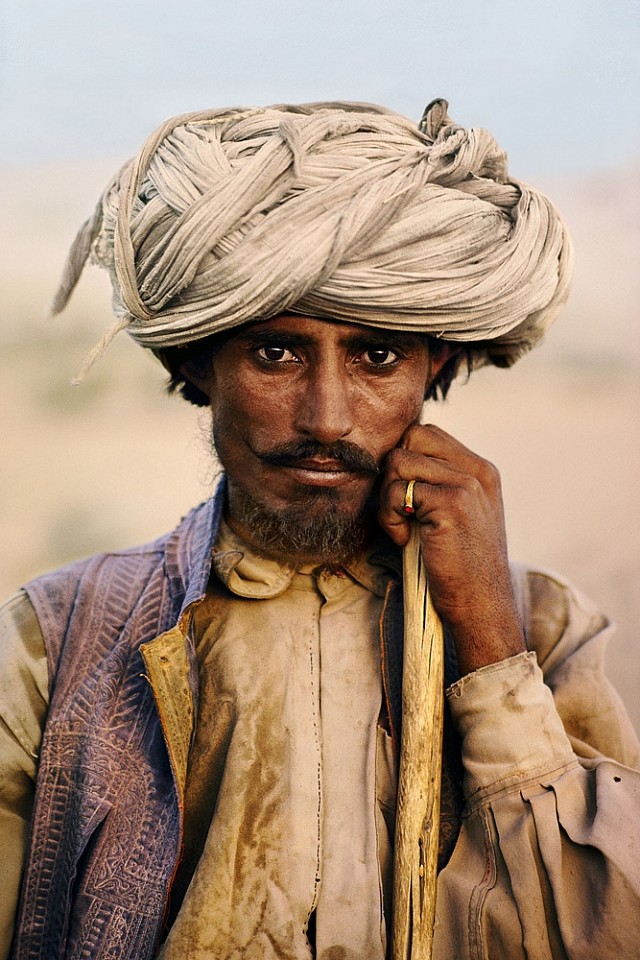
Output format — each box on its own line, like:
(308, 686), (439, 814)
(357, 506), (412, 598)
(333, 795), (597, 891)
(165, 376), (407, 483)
(211, 517), (400, 600)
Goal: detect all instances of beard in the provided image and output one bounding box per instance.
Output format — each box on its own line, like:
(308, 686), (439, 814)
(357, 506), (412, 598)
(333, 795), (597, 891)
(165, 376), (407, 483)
(227, 481), (378, 567)
(216, 433), (381, 567)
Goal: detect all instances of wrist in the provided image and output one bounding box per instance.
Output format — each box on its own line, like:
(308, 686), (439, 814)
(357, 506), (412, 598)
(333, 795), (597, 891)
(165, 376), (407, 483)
(448, 607), (526, 675)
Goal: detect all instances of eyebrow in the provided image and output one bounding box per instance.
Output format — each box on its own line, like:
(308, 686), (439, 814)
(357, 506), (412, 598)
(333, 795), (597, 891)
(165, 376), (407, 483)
(238, 328), (426, 351)
(239, 329), (314, 348)
(342, 331), (425, 352)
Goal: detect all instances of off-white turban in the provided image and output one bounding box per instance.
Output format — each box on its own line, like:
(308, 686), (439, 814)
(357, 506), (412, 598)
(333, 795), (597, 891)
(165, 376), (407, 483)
(52, 99), (573, 374)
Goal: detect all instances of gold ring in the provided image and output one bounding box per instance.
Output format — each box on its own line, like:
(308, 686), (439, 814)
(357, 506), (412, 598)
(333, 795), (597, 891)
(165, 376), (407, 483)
(403, 479), (416, 514)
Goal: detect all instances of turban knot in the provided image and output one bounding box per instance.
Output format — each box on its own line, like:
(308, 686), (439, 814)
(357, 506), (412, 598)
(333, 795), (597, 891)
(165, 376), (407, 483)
(52, 99), (573, 375)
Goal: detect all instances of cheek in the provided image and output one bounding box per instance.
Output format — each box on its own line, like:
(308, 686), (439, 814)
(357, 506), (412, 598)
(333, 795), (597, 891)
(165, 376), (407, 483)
(364, 386), (426, 454)
(402, 385), (427, 422)
(211, 383), (291, 461)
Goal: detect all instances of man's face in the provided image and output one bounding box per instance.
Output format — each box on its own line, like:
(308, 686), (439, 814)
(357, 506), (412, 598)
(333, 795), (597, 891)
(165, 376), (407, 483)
(190, 314), (444, 563)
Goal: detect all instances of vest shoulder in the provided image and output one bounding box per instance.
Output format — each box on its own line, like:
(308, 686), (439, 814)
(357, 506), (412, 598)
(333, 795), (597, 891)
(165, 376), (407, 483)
(22, 499), (216, 596)
(24, 537), (168, 595)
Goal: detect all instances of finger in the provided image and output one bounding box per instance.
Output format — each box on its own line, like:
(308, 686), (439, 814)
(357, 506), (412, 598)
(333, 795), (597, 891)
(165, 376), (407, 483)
(377, 478), (428, 545)
(379, 428), (503, 547)
(379, 474), (479, 545)
(381, 448), (482, 523)
(379, 449), (498, 546)
(392, 431), (501, 504)
(400, 423), (496, 482)
(384, 447), (471, 487)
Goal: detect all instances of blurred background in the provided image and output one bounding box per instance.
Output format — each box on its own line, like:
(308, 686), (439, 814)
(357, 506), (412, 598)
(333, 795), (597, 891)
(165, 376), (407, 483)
(0, 0), (638, 729)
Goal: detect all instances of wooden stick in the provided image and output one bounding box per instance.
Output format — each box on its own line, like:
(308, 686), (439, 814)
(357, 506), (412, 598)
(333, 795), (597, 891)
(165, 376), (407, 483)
(392, 524), (445, 960)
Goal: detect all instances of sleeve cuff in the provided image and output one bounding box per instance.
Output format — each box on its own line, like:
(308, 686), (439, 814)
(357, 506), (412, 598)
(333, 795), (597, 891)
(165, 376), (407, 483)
(446, 651), (577, 802)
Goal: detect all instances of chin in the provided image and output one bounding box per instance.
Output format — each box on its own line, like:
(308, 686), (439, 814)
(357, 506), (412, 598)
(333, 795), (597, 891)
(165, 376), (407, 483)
(227, 484), (376, 567)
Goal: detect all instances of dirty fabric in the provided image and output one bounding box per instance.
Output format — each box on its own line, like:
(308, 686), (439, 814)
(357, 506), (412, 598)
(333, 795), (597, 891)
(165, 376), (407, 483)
(159, 519), (395, 958)
(2, 556), (640, 958)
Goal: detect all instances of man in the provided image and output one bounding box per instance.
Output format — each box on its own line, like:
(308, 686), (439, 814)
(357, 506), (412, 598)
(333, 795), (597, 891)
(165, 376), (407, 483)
(1, 99), (638, 959)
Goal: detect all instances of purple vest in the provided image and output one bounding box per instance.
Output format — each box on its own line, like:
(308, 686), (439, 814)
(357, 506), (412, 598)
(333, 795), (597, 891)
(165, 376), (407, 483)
(12, 484), (462, 959)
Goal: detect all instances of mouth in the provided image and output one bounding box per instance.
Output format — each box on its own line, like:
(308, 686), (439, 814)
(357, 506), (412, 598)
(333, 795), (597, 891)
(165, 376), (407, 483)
(278, 458), (366, 487)
(256, 441), (379, 490)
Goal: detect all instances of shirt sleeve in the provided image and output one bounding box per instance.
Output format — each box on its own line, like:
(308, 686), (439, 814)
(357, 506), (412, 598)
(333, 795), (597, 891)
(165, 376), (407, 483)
(434, 568), (640, 960)
(0, 591), (49, 960)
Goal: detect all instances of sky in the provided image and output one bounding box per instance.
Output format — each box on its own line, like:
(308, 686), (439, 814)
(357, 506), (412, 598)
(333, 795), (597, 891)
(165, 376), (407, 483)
(0, 0), (638, 176)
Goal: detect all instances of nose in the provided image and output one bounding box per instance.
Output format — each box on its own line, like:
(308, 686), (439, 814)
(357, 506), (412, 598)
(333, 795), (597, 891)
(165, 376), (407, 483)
(295, 364), (355, 443)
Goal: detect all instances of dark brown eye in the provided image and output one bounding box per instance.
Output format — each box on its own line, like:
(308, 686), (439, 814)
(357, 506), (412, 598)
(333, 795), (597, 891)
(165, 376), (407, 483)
(364, 348), (397, 366)
(257, 345), (295, 362)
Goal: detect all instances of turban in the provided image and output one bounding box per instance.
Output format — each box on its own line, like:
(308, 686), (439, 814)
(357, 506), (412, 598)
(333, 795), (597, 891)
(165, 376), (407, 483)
(52, 99), (573, 375)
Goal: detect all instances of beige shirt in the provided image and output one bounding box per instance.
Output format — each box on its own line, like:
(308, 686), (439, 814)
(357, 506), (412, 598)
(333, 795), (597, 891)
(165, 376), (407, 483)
(1, 557), (640, 958)
(160, 521), (396, 958)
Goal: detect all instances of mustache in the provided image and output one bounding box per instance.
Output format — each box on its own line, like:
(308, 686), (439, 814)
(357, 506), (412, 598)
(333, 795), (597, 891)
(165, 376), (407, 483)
(257, 439), (380, 476)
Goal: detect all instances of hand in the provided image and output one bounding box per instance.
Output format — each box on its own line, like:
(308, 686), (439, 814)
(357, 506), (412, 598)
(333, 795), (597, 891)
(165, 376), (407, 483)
(378, 423), (526, 676)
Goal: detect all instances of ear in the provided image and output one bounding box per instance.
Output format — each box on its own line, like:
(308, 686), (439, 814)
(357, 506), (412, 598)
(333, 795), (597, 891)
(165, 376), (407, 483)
(428, 341), (459, 378)
(424, 340), (462, 400)
(178, 359), (215, 404)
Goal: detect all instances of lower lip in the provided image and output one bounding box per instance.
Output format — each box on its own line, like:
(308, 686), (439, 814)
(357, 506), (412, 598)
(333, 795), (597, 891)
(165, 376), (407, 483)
(279, 465), (364, 487)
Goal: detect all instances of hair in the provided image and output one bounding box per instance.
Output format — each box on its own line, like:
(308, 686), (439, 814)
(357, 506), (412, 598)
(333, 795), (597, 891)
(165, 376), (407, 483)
(157, 328), (474, 406)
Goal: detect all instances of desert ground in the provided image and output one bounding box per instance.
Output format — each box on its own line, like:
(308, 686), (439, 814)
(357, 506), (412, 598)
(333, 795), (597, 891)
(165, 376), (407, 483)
(1, 160), (638, 732)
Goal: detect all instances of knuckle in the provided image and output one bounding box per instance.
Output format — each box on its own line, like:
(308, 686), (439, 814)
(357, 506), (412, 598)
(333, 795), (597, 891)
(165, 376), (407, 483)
(453, 484), (476, 513)
(403, 421), (438, 449)
(476, 456), (500, 490)
(416, 422), (441, 443)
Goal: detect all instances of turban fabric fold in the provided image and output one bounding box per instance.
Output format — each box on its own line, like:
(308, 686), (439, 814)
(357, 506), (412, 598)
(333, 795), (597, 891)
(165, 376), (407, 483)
(52, 99), (573, 373)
